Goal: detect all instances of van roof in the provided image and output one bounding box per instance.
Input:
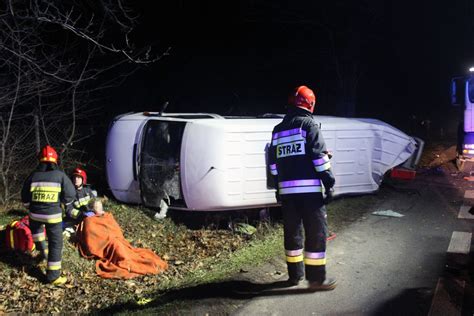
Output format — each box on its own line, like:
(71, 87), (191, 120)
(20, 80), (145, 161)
(116, 112), (287, 120)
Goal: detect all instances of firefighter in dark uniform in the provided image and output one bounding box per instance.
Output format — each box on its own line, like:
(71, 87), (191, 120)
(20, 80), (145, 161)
(64, 168), (98, 226)
(268, 85), (336, 291)
(21, 145), (75, 285)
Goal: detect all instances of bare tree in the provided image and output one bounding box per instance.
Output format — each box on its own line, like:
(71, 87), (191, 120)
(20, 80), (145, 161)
(0, 0), (169, 204)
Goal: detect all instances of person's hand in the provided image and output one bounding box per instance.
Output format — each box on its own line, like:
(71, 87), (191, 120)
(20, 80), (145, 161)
(324, 188), (334, 205)
(323, 151), (333, 159)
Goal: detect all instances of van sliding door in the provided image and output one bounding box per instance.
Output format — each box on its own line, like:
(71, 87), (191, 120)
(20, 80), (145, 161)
(139, 120), (186, 208)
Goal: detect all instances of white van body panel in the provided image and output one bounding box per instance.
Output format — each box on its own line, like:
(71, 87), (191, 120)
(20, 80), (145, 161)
(105, 113), (418, 211)
(181, 119), (278, 210)
(319, 116), (416, 195)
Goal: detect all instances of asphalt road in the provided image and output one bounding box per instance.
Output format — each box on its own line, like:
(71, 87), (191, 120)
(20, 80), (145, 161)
(234, 171), (474, 315)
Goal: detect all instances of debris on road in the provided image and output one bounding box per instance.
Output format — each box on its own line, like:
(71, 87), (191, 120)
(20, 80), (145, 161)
(371, 210), (405, 218)
(426, 145), (456, 168)
(327, 231), (337, 241)
(390, 168), (416, 180)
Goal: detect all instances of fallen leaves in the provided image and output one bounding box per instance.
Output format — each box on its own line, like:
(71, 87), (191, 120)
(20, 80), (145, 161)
(0, 201), (267, 313)
(136, 297), (152, 305)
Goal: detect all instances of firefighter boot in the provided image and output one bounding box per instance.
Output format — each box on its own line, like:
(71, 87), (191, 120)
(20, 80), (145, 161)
(307, 277), (337, 292)
(51, 276), (67, 286)
(287, 276), (304, 286)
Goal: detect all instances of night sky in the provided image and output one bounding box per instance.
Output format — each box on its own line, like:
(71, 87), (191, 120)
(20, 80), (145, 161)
(106, 1), (474, 132)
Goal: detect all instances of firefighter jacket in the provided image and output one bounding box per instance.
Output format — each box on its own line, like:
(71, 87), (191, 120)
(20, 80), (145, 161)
(268, 107), (335, 199)
(21, 166), (76, 224)
(68, 185), (98, 220)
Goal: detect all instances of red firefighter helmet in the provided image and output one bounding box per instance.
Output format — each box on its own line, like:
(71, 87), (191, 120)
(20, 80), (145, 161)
(72, 168), (87, 185)
(292, 85), (316, 113)
(39, 145), (58, 164)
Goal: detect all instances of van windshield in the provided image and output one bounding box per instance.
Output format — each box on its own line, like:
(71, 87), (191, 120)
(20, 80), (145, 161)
(140, 120), (186, 208)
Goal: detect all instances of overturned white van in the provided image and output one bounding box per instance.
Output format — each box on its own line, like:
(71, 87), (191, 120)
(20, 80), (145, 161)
(105, 112), (423, 211)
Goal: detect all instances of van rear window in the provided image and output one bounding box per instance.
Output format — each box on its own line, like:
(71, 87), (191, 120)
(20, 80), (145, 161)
(140, 121), (186, 207)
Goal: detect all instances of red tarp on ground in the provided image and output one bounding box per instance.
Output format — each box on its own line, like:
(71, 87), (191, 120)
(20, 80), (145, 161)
(77, 213), (168, 279)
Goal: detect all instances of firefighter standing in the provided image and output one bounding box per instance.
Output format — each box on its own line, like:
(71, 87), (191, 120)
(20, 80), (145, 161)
(268, 85), (336, 291)
(21, 145), (75, 285)
(64, 168), (98, 226)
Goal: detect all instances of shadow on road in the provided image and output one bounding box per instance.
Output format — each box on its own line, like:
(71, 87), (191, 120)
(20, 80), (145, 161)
(371, 287), (433, 315)
(98, 279), (318, 314)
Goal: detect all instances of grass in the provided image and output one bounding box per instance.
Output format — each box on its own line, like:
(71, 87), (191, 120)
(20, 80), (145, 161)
(173, 223), (283, 286)
(0, 201), (27, 228)
(0, 197), (285, 314)
(112, 225), (284, 315)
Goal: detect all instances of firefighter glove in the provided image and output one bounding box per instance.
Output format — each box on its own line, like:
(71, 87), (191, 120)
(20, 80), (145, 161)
(324, 188), (334, 205)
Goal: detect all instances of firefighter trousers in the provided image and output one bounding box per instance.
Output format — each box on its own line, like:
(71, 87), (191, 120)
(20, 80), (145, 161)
(281, 196), (328, 283)
(29, 219), (63, 282)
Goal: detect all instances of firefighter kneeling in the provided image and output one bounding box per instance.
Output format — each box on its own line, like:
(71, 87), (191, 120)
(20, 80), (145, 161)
(21, 145), (75, 285)
(269, 85), (336, 291)
(63, 167), (98, 229)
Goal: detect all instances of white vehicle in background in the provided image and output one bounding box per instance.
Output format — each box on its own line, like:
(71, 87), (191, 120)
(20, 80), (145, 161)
(106, 112), (424, 211)
(451, 67), (474, 171)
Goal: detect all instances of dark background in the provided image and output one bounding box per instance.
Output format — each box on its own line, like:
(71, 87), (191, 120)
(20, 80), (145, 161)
(101, 1), (474, 129)
(82, 0), (474, 189)
(2, 0), (464, 200)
